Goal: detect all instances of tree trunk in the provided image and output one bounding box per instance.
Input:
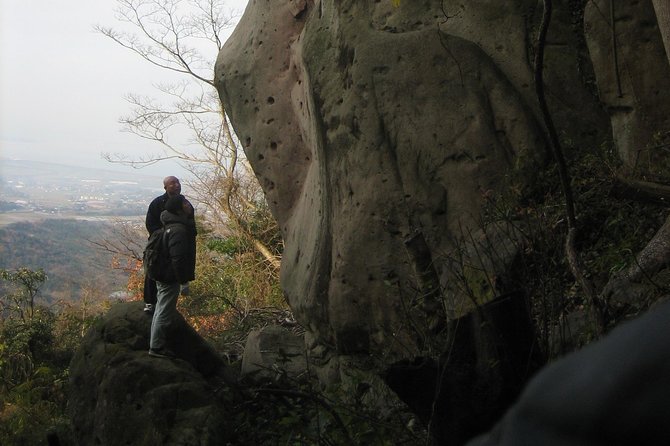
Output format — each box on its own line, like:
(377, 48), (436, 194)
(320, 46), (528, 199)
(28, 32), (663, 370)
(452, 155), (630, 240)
(253, 239), (281, 270)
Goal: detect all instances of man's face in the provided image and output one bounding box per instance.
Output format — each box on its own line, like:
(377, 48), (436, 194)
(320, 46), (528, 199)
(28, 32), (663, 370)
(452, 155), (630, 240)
(163, 177), (181, 196)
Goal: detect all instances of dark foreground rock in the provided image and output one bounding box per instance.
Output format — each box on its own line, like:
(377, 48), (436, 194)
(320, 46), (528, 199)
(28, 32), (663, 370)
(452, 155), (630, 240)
(466, 299), (670, 446)
(68, 301), (233, 446)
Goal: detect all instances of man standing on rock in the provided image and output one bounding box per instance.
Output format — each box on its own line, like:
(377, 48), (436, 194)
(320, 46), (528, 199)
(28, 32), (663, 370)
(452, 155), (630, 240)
(143, 176), (195, 314)
(149, 194), (197, 358)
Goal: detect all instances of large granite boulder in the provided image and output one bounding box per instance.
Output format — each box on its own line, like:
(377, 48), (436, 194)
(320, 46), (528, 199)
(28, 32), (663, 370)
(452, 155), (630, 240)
(68, 302), (232, 446)
(214, 1), (670, 441)
(214, 0), (609, 368)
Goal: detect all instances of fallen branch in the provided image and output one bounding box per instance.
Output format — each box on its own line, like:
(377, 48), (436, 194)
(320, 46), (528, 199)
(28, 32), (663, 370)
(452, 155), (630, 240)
(613, 174), (670, 204)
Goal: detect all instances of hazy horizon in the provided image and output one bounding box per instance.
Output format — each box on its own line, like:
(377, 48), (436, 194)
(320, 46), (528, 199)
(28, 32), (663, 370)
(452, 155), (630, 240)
(1, 0), (249, 181)
(0, 157), (164, 180)
(0, 153), (177, 179)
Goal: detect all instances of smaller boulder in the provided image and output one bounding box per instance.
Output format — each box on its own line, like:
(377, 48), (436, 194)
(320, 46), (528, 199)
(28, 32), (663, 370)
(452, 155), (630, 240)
(68, 301), (232, 446)
(241, 325), (307, 380)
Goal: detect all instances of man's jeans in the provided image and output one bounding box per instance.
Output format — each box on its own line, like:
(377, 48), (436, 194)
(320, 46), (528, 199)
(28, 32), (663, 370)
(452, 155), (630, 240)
(150, 281), (180, 351)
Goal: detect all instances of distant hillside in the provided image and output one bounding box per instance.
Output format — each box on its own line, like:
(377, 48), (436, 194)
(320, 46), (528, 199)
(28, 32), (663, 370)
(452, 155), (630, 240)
(0, 160), (174, 305)
(0, 218), (146, 304)
(0, 158), (168, 219)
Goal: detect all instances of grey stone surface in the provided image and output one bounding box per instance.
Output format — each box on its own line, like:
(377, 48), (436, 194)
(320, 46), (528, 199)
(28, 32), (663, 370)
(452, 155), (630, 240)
(585, 0), (670, 170)
(213, 1), (670, 440)
(241, 325), (307, 379)
(214, 0), (616, 370)
(68, 301), (231, 446)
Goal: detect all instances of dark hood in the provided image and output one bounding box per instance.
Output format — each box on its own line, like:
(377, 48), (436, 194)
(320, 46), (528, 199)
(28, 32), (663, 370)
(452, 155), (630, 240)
(160, 210), (194, 228)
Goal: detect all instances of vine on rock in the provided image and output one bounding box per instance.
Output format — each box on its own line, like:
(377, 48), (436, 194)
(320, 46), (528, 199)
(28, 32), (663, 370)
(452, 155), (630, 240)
(534, 0), (607, 334)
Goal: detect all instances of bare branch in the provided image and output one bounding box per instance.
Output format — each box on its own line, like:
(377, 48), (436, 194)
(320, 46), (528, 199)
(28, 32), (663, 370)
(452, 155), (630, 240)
(98, 0), (282, 273)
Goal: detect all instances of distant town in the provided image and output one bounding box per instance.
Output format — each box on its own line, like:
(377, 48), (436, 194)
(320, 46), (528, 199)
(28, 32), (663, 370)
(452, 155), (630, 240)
(0, 159), (167, 225)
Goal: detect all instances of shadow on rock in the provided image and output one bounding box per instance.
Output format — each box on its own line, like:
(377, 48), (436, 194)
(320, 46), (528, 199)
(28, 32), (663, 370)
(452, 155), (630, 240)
(466, 299), (670, 446)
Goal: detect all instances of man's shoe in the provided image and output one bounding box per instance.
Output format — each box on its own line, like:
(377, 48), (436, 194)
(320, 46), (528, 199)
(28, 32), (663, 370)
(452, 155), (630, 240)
(143, 303), (154, 314)
(148, 348), (175, 359)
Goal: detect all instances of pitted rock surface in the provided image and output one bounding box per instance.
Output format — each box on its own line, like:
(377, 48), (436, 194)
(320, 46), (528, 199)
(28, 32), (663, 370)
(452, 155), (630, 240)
(214, 0), (621, 365)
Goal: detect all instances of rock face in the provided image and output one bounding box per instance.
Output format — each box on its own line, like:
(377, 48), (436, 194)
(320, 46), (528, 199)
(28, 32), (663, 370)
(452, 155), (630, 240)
(214, 3), (670, 440)
(214, 0), (623, 365)
(585, 0), (670, 172)
(68, 302), (231, 446)
(218, 0), (533, 361)
(240, 325), (307, 379)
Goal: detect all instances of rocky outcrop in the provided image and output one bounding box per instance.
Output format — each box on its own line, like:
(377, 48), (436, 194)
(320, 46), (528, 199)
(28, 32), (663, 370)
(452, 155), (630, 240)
(240, 325), (307, 379)
(219, 0), (527, 362)
(214, 1), (670, 441)
(62, 2), (670, 444)
(68, 302), (232, 446)
(215, 0), (615, 369)
(585, 0), (670, 173)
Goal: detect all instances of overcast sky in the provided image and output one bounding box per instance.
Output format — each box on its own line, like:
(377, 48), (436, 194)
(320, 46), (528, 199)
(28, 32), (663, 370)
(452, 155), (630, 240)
(0, 0), (248, 179)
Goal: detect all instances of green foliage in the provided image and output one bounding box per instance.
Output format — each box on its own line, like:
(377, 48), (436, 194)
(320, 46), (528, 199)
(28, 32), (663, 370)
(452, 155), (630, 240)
(0, 267), (46, 322)
(246, 202), (284, 256)
(190, 254), (283, 315)
(206, 236), (249, 257)
(1, 309), (55, 374)
(0, 268), (47, 292)
(0, 267), (95, 445)
(175, 224), (284, 352)
(476, 138), (670, 356)
(0, 220), (134, 303)
(0, 366), (71, 446)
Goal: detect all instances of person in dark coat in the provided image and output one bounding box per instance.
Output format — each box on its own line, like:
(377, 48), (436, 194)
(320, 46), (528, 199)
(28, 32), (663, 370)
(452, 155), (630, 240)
(143, 176), (195, 314)
(148, 194), (197, 358)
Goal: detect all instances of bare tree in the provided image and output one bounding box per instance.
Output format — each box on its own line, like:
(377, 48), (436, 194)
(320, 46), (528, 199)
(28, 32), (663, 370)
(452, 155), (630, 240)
(95, 0), (281, 270)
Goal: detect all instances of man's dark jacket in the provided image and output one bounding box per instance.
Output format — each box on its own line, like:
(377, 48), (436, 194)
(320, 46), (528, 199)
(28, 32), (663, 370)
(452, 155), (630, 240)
(146, 193), (170, 234)
(143, 193), (196, 302)
(159, 210), (196, 284)
(146, 193), (196, 234)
